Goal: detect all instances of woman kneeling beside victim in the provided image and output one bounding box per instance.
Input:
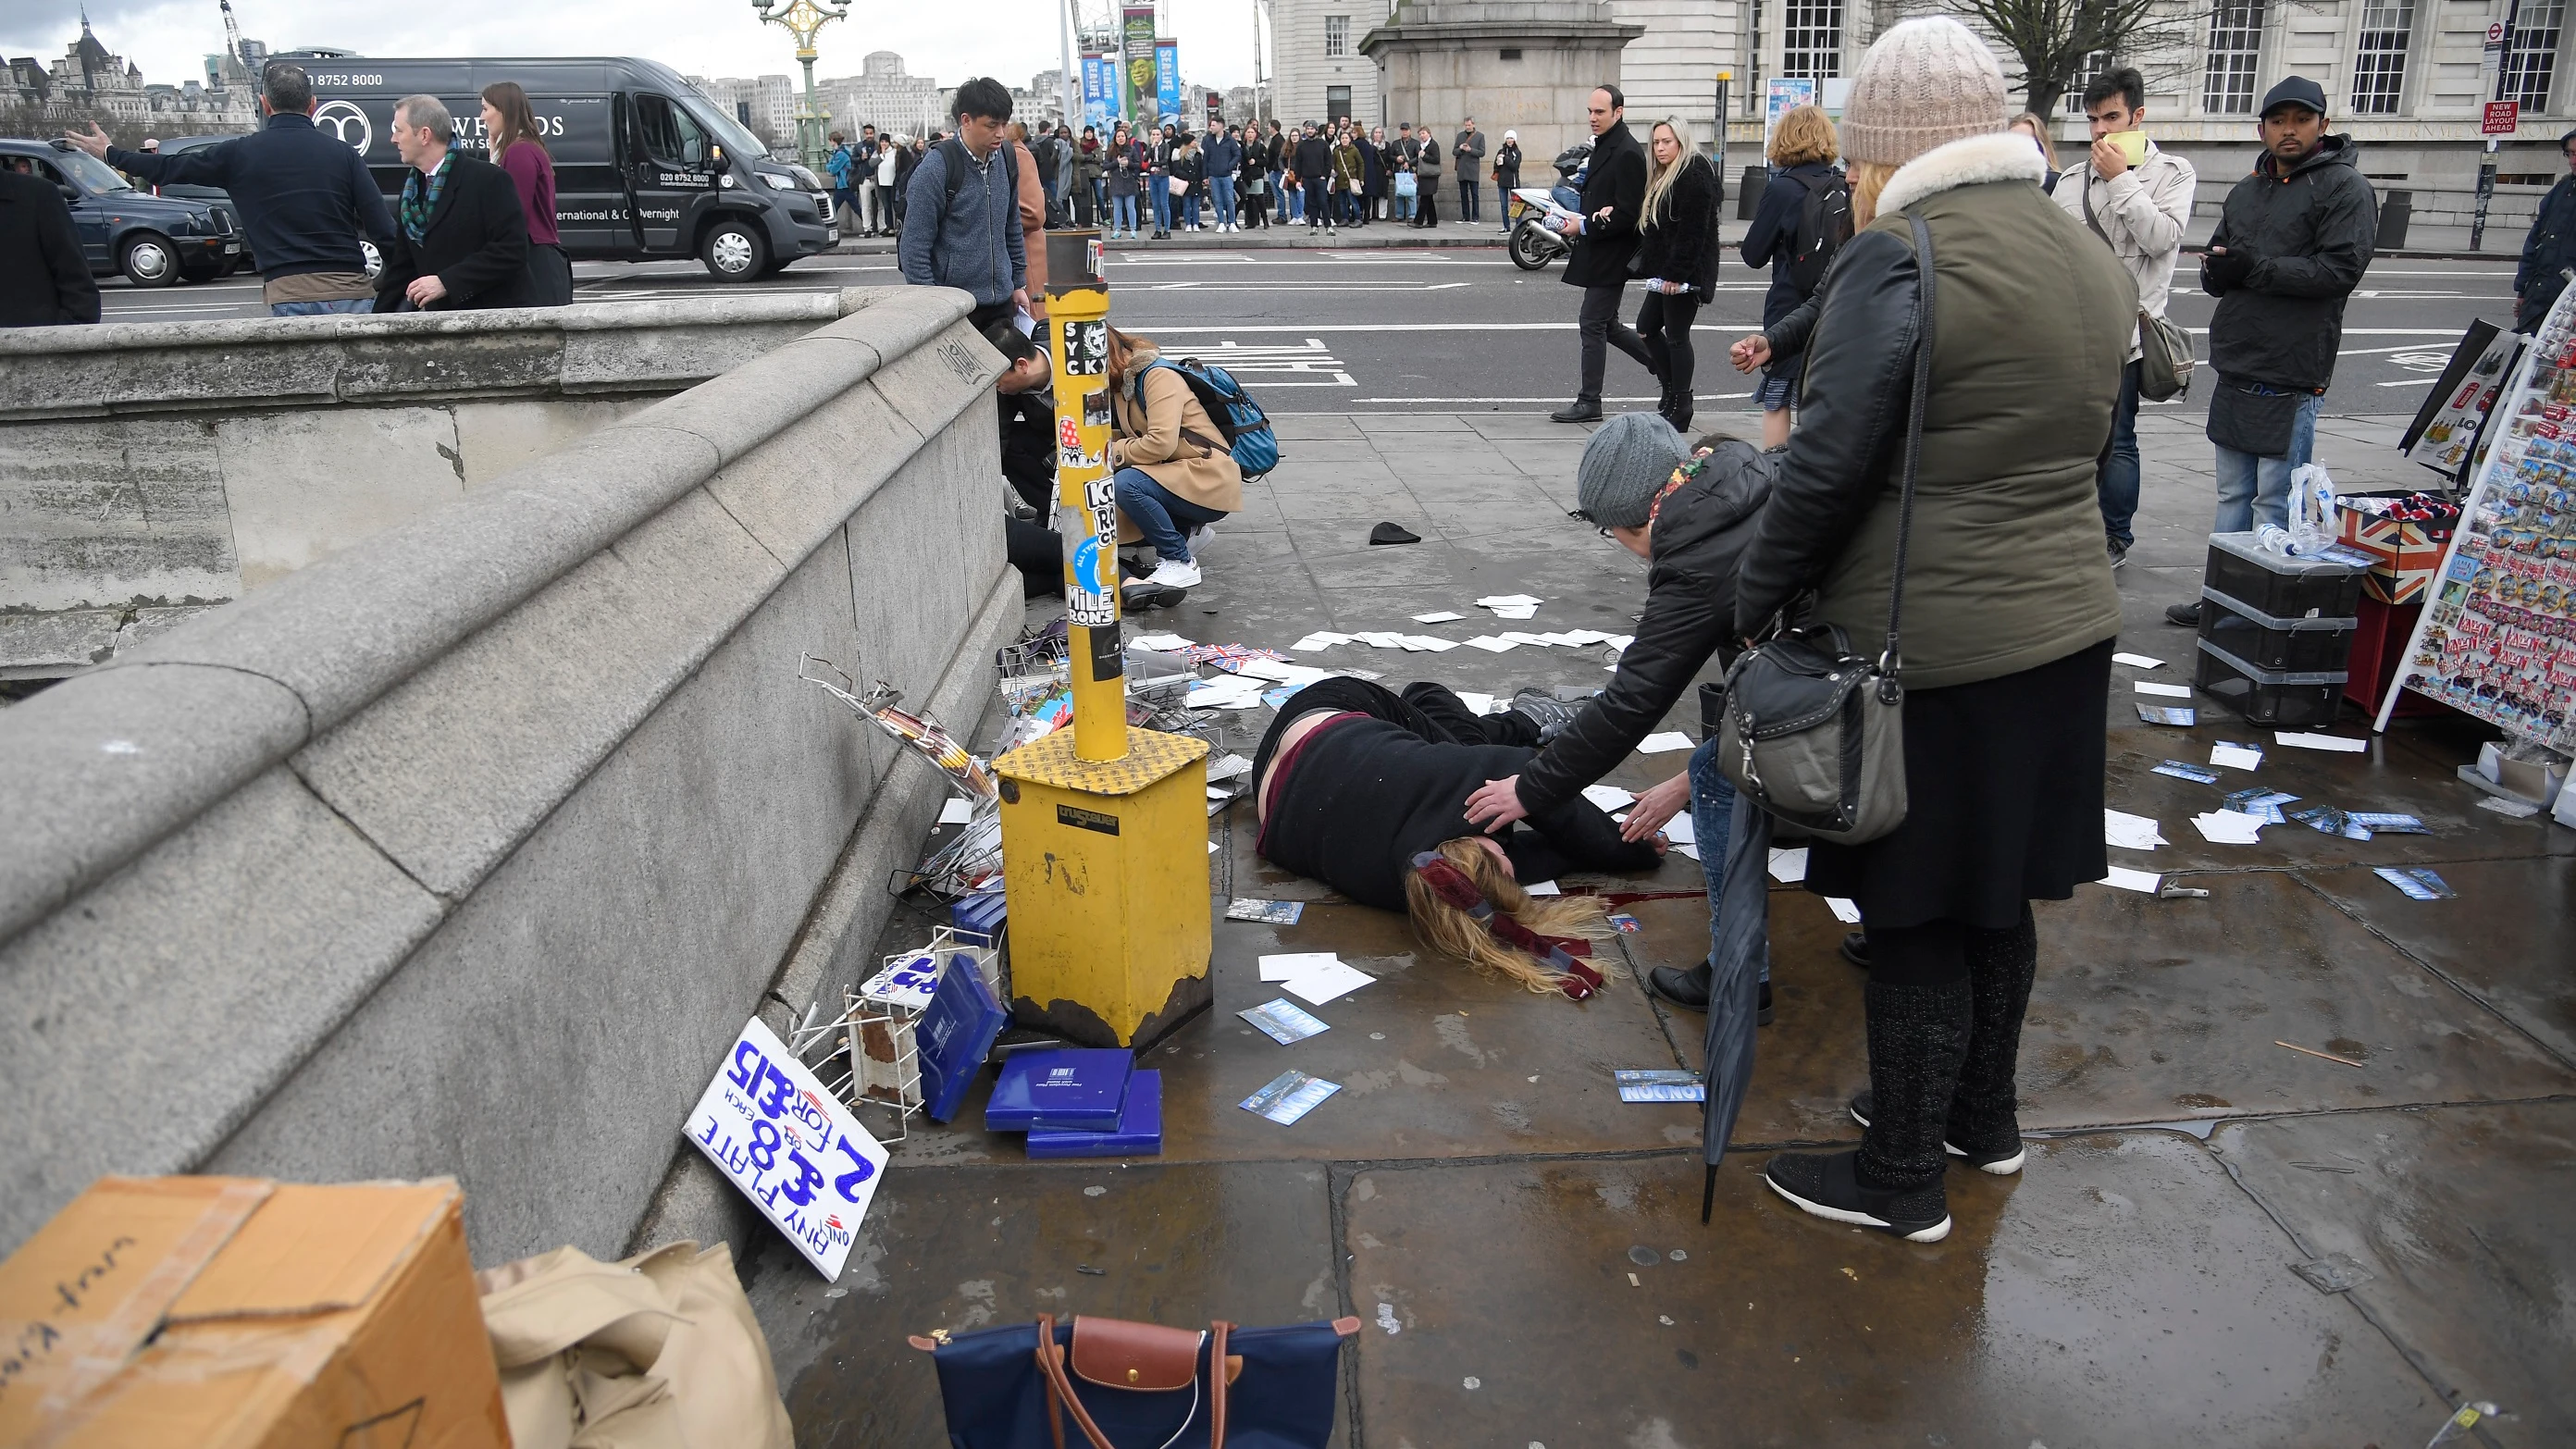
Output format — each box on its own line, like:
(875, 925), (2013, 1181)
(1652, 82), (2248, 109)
(1248, 677), (1667, 997)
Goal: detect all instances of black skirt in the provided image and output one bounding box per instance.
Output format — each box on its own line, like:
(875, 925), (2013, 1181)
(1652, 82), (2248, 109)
(1804, 638), (2112, 930)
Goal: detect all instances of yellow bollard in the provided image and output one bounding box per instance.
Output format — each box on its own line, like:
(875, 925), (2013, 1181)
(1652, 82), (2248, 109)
(992, 230), (1212, 1048)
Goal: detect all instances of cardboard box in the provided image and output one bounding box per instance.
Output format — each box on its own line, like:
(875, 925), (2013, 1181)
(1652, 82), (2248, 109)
(0, 1176), (508, 1449)
(2337, 504), (2450, 606)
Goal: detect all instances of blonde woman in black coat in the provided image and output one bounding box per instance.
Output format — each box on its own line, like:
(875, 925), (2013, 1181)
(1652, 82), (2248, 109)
(1631, 118), (1720, 431)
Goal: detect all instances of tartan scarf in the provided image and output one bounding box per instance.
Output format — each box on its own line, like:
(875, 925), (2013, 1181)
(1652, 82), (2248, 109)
(400, 154), (453, 245)
(1409, 850), (1602, 999)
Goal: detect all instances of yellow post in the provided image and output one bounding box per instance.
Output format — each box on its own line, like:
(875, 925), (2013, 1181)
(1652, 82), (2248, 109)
(992, 230), (1212, 1049)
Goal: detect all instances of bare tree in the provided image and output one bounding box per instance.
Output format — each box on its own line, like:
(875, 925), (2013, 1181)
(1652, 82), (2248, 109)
(1946, 0), (2199, 119)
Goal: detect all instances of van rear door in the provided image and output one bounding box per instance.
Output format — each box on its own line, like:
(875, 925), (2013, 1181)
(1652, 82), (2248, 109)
(622, 90), (712, 254)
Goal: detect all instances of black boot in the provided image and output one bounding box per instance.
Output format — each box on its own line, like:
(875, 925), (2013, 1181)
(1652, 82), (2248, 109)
(1648, 961), (1774, 1024)
(1550, 396), (1603, 424)
(1946, 910), (2037, 1172)
(1765, 975), (1970, 1241)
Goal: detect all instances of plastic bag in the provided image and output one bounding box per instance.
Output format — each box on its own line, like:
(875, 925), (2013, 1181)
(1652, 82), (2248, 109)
(2287, 463), (2339, 554)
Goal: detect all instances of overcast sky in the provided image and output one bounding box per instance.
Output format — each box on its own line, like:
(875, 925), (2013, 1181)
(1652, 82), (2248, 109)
(3, 0), (1260, 93)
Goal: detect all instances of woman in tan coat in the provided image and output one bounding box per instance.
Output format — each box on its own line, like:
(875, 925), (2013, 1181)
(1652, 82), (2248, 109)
(1108, 328), (1243, 589)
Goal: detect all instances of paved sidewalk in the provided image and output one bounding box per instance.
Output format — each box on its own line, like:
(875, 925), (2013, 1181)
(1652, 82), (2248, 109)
(752, 408), (2573, 1448)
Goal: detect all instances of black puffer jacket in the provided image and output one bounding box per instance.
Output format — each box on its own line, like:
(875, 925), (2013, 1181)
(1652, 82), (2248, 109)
(2201, 134), (2376, 391)
(1562, 120), (1647, 287)
(1631, 153), (1720, 295)
(1517, 436), (1777, 814)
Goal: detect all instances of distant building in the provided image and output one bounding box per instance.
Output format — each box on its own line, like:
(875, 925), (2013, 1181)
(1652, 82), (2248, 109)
(9, 16), (256, 131)
(815, 51), (945, 141)
(1263, 0), (1393, 126)
(687, 73), (798, 147)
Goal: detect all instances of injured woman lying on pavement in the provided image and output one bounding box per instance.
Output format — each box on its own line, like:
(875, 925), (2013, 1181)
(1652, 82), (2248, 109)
(1251, 677), (1666, 999)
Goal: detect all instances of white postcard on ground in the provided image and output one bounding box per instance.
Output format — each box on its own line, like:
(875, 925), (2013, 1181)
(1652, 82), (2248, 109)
(1663, 813), (1695, 845)
(1259, 951), (1342, 982)
(2210, 741), (2265, 771)
(2104, 809), (2166, 850)
(1768, 847), (1809, 883)
(1282, 960), (1378, 1006)
(687, 1016), (886, 1281)
(2112, 651), (2165, 669)
(1490, 605), (1539, 620)
(1289, 634), (1343, 652)
(1824, 898), (1862, 923)
(1582, 784), (1637, 811)
(2135, 681), (2194, 700)
(2191, 811), (2267, 844)
(938, 798), (974, 824)
(1455, 691), (1496, 716)
(1673, 843), (1701, 860)
(1476, 594), (1544, 608)
(1464, 636), (1517, 652)
(2277, 731), (2370, 753)
(1637, 732), (1695, 753)
(1131, 632), (1193, 651)
(1522, 880), (1562, 896)
(1412, 611), (1467, 624)
(2098, 866), (2163, 893)
(1500, 631), (1553, 647)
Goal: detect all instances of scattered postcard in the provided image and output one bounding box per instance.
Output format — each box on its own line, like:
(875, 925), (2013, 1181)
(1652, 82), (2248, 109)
(1206, 753), (1254, 782)
(2348, 812), (2429, 835)
(1464, 636), (1517, 652)
(1606, 913), (1642, 934)
(1663, 813), (1696, 846)
(1289, 634), (1344, 652)
(1239, 998), (1331, 1045)
(1282, 960), (1378, 1006)
(2191, 811), (2266, 845)
(1406, 636), (1461, 651)
(1490, 605), (1539, 619)
(2287, 806), (2373, 841)
(1637, 731), (1695, 753)
(2223, 787), (2299, 824)
(2104, 809), (2166, 850)
(1768, 847), (1809, 883)
(2210, 741), (2265, 771)
(1240, 1070), (1341, 1125)
(2374, 866), (2456, 900)
(1411, 611), (1467, 624)
(938, 798), (975, 824)
(1258, 951), (1341, 981)
(1583, 784), (1638, 811)
(2097, 866), (2163, 893)
(2136, 704), (2198, 726)
(1616, 1070), (1707, 1103)
(1824, 898), (1863, 923)
(1227, 899), (1307, 925)
(2112, 651), (2165, 669)
(1131, 632), (1194, 651)
(1499, 631), (1553, 647)
(1455, 691), (1496, 716)
(2276, 731), (2369, 753)
(1561, 629), (1616, 645)
(1522, 881), (1563, 896)
(1476, 594), (1544, 608)
(2153, 761), (2222, 784)
(1673, 843), (1701, 860)
(2135, 681), (2194, 700)
(2476, 795), (2541, 818)
(1207, 785), (1233, 800)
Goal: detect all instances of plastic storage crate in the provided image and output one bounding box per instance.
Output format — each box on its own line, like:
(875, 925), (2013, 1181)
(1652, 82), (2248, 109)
(2198, 585), (2359, 674)
(2201, 531), (2366, 621)
(2194, 638), (2348, 726)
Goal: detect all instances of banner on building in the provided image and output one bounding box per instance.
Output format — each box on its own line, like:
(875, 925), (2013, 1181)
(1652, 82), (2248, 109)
(1082, 55), (1117, 129)
(1156, 42), (1182, 118)
(1122, 6), (1158, 120)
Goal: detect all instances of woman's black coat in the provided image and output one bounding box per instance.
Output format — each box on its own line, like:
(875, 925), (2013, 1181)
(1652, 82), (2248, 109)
(1632, 153), (1719, 295)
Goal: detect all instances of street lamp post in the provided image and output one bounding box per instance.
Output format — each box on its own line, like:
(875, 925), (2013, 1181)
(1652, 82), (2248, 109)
(751, 0), (851, 171)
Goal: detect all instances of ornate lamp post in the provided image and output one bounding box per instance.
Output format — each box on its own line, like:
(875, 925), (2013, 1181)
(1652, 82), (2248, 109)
(750, 0), (850, 171)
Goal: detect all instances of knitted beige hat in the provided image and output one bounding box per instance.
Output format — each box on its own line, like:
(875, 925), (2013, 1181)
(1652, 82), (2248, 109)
(1838, 17), (2009, 167)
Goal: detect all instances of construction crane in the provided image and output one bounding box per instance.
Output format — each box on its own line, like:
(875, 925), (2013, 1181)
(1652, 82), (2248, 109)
(218, 0), (243, 65)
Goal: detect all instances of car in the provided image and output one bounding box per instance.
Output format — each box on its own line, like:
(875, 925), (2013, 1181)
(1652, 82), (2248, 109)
(0, 136), (242, 286)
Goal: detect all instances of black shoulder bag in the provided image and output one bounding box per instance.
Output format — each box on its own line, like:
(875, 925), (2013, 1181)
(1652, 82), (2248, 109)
(1713, 211), (1935, 845)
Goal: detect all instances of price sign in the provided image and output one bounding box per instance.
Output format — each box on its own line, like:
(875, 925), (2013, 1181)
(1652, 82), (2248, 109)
(687, 1016), (887, 1280)
(2484, 100), (2520, 135)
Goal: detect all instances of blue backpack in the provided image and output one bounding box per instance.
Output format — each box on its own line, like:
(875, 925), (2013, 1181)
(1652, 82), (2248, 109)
(1143, 357), (1282, 480)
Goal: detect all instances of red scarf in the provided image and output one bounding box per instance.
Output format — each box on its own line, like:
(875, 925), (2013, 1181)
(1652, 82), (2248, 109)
(1410, 851), (1601, 999)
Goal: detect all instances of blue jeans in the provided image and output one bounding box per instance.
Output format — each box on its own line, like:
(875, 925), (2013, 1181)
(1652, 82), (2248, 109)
(1113, 194), (1138, 233)
(2097, 358), (2142, 549)
(1395, 189), (1415, 220)
(1150, 176), (1171, 231)
(269, 298), (374, 316)
(1183, 192), (1200, 228)
(1211, 174), (1236, 226)
(1113, 467), (1227, 562)
(1686, 738), (1756, 981)
(1284, 178), (1302, 221)
(2212, 390), (2320, 534)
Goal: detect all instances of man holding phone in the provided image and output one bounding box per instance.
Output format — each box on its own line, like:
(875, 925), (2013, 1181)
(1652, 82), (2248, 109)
(2052, 65), (2194, 571)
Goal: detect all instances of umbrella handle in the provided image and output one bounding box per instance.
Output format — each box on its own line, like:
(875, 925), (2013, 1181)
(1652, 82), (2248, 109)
(1700, 1164), (1717, 1224)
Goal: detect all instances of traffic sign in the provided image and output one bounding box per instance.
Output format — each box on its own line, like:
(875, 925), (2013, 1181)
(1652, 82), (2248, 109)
(2484, 100), (2520, 135)
(2487, 19), (2508, 44)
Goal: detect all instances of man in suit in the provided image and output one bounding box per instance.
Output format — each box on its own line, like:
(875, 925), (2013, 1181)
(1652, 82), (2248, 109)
(375, 93), (532, 312)
(0, 163), (100, 327)
(1550, 84), (1653, 423)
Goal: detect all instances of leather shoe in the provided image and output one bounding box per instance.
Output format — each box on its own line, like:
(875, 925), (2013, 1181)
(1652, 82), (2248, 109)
(1549, 397), (1603, 423)
(1839, 932), (1869, 969)
(1647, 961), (1774, 1025)
(2163, 600), (2203, 627)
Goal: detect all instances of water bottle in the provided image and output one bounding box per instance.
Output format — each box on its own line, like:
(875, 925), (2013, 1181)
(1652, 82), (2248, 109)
(2258, 525), (2308, 557)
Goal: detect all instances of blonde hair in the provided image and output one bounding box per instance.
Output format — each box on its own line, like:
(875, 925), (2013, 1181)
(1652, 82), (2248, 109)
(1641, 118), (1692, 231)
(1846, 160), (1898, 229)
(2007, 113), (2058, 170)
(1403, 839), (1617, 996)
(1766, 105), (1839, 167)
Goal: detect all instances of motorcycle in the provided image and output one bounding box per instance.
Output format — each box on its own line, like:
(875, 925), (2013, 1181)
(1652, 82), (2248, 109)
(1505, 142), (1591, 273)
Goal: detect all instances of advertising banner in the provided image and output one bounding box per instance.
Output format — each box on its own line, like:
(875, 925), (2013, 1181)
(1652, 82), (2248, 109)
(686, 1017), (887, 1280)
(1082, 55), (1117, 129)
(1122, 6), (1158, 121)
(1156, 42), (1182, 118)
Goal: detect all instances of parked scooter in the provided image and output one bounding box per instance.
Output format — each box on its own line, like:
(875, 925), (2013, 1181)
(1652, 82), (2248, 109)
(1505, 142), (1591, 272)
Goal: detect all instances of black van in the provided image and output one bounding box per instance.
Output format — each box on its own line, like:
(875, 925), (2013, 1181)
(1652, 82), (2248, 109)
(303, 56), (835, 281)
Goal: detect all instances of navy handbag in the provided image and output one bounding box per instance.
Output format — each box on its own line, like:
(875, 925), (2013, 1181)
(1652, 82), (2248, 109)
(911, 1312), (1359, 1448)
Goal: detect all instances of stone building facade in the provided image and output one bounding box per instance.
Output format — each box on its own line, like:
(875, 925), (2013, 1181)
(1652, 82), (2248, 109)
(812, 51), (947, 141)
(1264, 0), (1396, 126)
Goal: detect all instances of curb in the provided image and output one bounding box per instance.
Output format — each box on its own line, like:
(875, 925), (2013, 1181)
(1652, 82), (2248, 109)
(829, 230), (1512, 256)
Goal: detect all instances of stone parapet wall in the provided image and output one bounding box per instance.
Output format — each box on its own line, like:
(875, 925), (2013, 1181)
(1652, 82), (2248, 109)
(0, 285), (1019, 1264)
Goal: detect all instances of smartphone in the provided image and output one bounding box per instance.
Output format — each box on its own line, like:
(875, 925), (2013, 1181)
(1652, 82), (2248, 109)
(2111, 129), (2150, 166)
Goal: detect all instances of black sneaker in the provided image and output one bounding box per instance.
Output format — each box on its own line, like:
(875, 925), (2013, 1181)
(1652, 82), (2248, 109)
(1506, 688), (1583, 742)
(1645, 963), (1773, 1025)
(1763, 1150), (1951, 1242)
(1847, 1091), (2025, 1175)
(2107, 539), (2129, 569)
(1839, 932), (1869, 969)
(2163, 601), (2203, 627)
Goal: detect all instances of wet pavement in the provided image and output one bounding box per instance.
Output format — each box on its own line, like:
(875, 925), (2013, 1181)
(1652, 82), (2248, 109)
(747, 409), (2575, 1448)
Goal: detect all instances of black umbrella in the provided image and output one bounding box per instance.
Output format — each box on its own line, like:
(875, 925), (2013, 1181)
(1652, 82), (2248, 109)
(1702, 789), (1770, 1221)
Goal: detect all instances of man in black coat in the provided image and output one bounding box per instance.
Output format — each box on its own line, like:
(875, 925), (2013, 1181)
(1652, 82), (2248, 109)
(0, 164), (100, 327)
(2163, 75), (2374, 626)
(1550, 85), (1654, 423)
(2517, 129), (2576, 334)
(375, 93), (533, 313)
(1293, 124), (1334, 235)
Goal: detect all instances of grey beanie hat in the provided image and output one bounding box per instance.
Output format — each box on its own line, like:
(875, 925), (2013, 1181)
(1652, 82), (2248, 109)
(1838, 16), (2009, 168)
(1576, 413), (1690, 530)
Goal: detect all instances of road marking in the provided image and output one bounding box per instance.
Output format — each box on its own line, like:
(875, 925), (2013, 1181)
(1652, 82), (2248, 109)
(1173, 339), (1355, 386)
(1132, 279), (1473, 291)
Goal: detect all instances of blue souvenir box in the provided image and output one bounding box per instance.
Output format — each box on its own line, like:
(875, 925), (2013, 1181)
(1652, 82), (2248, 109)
(1025, 1071), (1164, 1158)
(985, 1047), (1134, 1132)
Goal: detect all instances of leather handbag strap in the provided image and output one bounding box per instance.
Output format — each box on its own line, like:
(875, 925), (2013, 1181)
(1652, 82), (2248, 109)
(1032, 1314), (1232, 1449)
(1882, 211), (1938, 689)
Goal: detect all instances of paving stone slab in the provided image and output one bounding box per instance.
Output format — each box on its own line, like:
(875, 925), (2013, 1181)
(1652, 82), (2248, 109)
(2297, 857), (2576, 1065)
(760, 1160), (1347, 1449)
(2211, 1102), (2576, 1448)
(1342, 1136), (2444, 1448)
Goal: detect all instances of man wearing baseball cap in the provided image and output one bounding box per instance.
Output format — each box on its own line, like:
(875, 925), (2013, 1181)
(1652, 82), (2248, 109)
(2165, 74), (2376, 627)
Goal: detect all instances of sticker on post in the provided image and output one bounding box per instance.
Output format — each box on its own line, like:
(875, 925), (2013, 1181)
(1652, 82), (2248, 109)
(686, 1016), (887, 1281)
(1065, 318), (1108, 375)
(1083, 390), (1114, 428)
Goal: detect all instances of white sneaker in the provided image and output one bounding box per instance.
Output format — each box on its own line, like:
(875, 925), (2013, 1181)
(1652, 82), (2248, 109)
(1143, 558), (1201, 588)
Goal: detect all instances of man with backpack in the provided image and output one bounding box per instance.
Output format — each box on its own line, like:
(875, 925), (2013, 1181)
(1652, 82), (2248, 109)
(1734, 104), (1847, 448)
(2053, 66), (2195, 571)
(1548, 85), (1652, 424)
(898, 79), (1027, 333)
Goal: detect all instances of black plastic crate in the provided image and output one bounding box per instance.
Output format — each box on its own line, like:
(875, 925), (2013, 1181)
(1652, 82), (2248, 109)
(2198, 585), (2359, 673)
(2193, 638), (2347, 726)
(2201, 531), (2365, 622)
